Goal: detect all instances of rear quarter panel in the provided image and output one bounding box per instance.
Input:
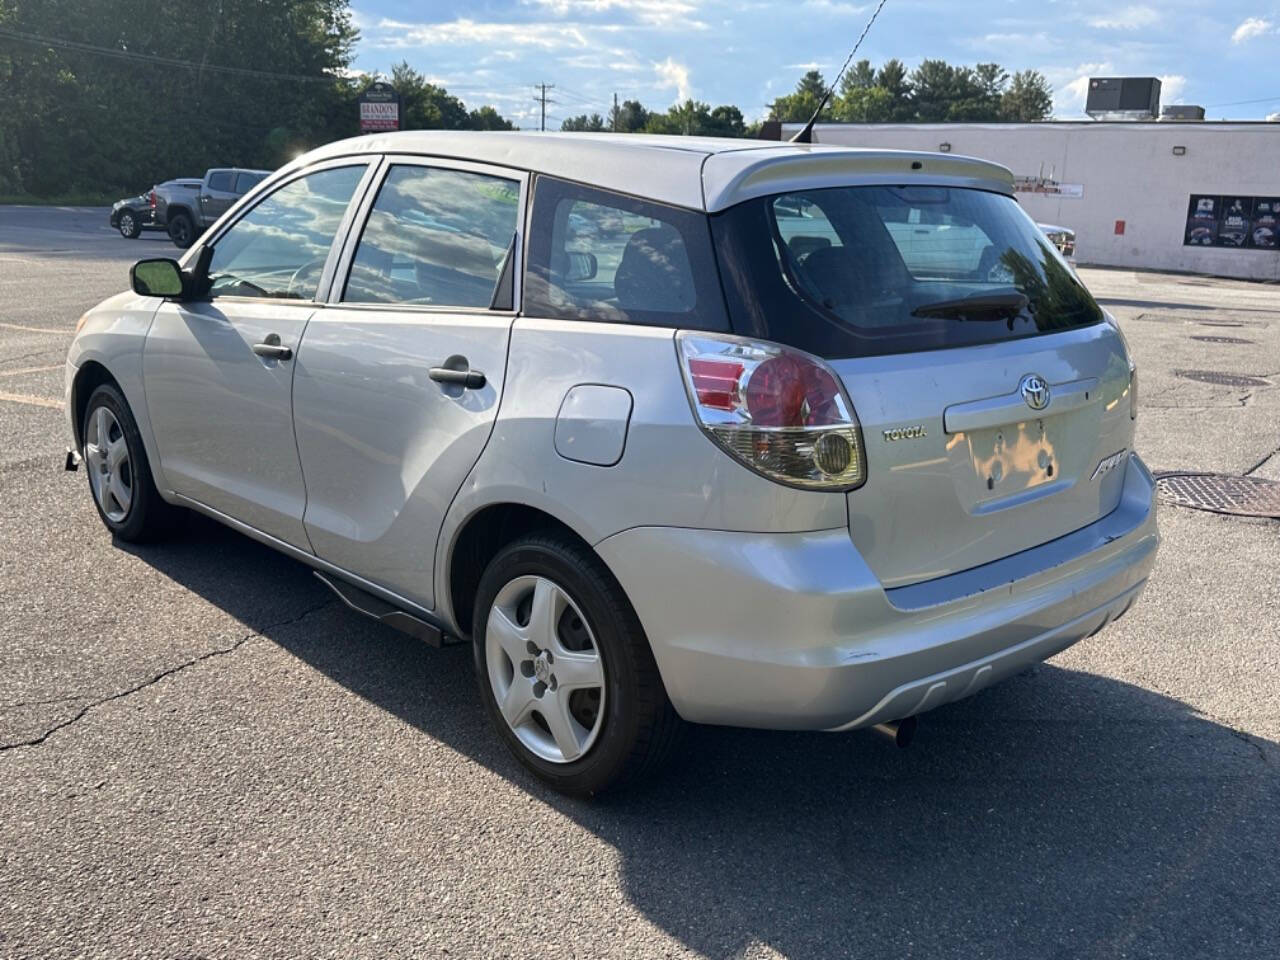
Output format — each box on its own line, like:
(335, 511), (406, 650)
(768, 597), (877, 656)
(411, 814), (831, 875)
(435, 317), (850, 626)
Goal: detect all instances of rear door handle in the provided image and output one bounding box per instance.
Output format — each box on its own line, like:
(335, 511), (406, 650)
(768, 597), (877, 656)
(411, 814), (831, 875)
(429, 356), (486, 390)
(252, 333), (293, 361)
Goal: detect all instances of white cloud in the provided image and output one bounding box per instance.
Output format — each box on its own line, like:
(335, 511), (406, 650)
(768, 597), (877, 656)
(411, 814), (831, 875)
(653, 56), (692, 101)
(372, 17), (599, 50)
(783, 61), (831, 70)
(1268, 112), (1280, 121)
(1232, 17), (1273, 44)
(1159, 74), (1187, 103)
(1087, 6), (1158, 30)
(802, 0), (868, 13)
(522, 0), (706, 29)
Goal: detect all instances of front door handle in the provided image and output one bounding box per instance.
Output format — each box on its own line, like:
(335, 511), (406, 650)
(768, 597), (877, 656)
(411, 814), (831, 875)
(252, 333), (293, 361)
(429, 355), (486, 390)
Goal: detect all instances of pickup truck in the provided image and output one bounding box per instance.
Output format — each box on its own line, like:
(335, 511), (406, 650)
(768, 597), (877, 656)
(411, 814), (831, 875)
(153, 167), (270, 248)
(110, 178), (200, 238)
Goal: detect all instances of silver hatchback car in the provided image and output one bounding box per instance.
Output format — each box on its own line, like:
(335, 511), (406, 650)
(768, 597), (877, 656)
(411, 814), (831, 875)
(66, 132), (1158, 794)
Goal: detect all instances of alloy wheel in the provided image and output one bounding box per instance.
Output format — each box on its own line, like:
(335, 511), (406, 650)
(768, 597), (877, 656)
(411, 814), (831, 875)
(485, 575), (606, 764)
(84, 405), (133, 522)
(119, 213), (135, 237)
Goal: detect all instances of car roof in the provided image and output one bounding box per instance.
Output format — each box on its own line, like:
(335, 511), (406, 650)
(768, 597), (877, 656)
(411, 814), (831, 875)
(291, 131), (1015, 212)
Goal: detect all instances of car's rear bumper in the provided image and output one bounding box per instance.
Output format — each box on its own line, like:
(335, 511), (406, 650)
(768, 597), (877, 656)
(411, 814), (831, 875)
(596, 453), (1158, 731)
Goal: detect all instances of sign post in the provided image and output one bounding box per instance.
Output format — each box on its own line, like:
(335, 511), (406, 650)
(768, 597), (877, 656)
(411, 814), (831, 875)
(358, 82), (401, 133)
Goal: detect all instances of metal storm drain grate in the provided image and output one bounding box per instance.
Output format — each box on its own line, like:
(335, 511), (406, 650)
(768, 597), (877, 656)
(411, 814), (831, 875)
(1174, 369), (1271, 388)
(1190, 335), (1256, 345)
(1157, 473), (1280, 519)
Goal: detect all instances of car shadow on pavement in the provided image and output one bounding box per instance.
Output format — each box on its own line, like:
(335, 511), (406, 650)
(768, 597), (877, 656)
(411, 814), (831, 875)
(129, 515), (1280, 960)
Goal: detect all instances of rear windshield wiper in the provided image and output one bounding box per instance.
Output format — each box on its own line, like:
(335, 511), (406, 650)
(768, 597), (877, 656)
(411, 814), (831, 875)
(911, 292), (1029, 320)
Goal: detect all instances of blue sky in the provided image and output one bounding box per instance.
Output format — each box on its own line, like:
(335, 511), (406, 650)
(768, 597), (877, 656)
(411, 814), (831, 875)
(349, 2), (1280, 127)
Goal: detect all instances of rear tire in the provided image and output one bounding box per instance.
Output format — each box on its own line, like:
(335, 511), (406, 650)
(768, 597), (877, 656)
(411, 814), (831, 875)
(472, 533), (681, 795)
(82, 383), (179, 542)
(167, 212), (194, 248)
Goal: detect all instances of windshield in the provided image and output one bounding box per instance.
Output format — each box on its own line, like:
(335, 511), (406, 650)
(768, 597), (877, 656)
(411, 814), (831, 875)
(711, 185), (1103, 359)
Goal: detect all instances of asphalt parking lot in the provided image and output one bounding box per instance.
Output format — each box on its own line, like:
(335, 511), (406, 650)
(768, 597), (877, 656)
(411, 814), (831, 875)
(1, 205), (1278, 959)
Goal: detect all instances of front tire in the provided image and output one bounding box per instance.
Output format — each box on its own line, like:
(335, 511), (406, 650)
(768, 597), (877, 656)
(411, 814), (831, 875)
(167, 212), (194, 248)
(82, 383), (178, 542)
(473, 533), (681, 795)
(118, 211), (142, 239)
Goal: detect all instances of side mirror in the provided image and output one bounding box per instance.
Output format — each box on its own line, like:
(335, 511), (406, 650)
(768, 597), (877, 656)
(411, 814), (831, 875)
(564, 251), (598, 283)
(130, 258), (185, 298)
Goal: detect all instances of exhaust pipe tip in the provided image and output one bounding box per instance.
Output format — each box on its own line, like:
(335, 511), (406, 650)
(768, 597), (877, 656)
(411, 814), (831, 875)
(872, 716), (917, 749)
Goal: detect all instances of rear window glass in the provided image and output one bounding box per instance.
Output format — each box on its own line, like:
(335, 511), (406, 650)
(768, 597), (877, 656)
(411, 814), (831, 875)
(712, 186), (1103, 358)
(524, 176), (728, 331)
(343, 164), (520, 308)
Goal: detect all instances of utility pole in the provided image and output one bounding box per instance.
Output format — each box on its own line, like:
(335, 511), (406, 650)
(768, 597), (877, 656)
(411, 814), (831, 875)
(613, 92), (619, 132)
(534, 83), (555, 131)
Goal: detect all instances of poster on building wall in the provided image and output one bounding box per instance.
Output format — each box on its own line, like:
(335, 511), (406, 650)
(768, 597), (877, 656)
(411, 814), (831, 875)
(1185, 195), (1279, 250)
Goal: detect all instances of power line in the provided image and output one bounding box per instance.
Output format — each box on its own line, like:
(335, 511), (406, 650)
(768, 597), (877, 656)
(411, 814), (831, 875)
(1200, 95), (1280, 109)
(0, 27), (345, 85)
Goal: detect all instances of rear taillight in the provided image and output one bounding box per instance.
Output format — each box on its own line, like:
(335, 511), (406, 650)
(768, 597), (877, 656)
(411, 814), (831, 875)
(678, 333), (866, 490)
(149, 190), (156, 210)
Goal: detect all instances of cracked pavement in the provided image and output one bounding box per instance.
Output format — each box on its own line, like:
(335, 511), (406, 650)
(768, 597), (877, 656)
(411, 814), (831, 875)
(1, 207), (1278, 959)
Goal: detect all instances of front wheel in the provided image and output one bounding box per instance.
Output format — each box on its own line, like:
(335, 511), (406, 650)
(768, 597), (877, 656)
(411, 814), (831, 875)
(118, 211), (142, 239)
(473, 534), (681, 795)
(82, 383), (178, 542)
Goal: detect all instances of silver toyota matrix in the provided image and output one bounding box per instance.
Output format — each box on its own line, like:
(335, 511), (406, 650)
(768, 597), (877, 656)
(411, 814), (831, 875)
(65, 132), (1158, 794)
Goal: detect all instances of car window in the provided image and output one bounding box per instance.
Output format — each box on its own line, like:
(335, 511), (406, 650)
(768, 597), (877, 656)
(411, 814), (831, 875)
(712, 185), (1102, 359)
(234, 171), (267, 193)
(206, 165), (365, 301)
(343, 165), (520, 308)
(523, 176), (728, 331)
(207, 171), (234, 192)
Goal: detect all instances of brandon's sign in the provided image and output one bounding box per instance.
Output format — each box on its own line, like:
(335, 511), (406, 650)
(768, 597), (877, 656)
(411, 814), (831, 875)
(358, 82), (400, 133)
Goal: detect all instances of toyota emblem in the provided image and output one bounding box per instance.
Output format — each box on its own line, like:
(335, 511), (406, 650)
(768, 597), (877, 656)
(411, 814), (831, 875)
(1020, 374), (1050, 411)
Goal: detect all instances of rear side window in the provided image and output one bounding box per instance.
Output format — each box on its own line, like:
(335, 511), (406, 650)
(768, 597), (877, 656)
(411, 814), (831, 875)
(207, 171), (234, 192)
(713, 185), (1103, 358)
(343, 165), (520, 308)
(524, 176), (728, 330)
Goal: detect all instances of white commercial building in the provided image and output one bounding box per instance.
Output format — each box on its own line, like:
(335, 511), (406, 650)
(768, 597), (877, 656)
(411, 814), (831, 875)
(778, 121), (1280, 282)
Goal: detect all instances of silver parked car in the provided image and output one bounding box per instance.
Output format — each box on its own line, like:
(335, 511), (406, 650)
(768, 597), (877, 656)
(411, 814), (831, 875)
(65, 132), (1157, 794)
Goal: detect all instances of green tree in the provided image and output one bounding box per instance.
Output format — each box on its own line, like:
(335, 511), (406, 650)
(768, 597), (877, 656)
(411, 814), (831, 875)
(608, 98), (650, 132)
(468, 105), (514, 131)
(874, 59), (914, 120)
(768, 69), (831, 123)
(561, 113), (607, 132)
(1000, 70), (1054, 121)
(0, 2), (515, 199)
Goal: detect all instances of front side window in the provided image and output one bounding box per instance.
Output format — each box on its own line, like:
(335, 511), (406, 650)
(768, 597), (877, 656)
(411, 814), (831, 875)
(343, 165), (521, 308)
(524, 176), (728, 330)
(713, 185), (1103, 358)
(206, 165), (365, 301)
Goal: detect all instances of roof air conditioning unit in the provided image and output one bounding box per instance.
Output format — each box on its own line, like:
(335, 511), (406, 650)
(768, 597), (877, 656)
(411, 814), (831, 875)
(1085, 77), (1161, 120)
(1161, 105), (1206, 121)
